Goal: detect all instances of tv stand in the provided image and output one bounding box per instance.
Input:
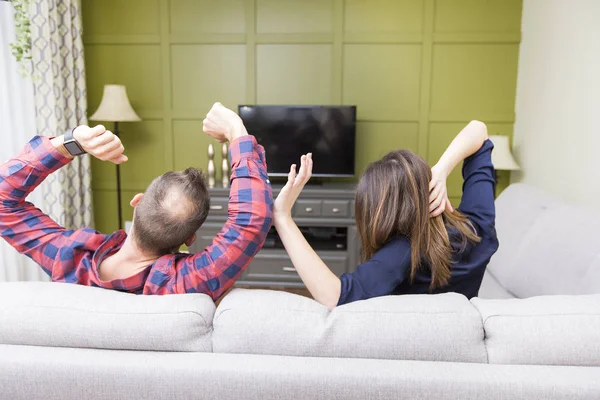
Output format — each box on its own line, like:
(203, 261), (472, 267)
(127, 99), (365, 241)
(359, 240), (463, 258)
(189, 183), (359, 289)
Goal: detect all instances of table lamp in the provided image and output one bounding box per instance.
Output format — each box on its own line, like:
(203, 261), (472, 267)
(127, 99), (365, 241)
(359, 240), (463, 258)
(489, 135), (520, 195)
(90, 84), (141, 229)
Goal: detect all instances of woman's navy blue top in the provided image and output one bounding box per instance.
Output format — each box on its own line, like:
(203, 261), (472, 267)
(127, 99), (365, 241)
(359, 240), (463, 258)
(338, 140), (499, 305)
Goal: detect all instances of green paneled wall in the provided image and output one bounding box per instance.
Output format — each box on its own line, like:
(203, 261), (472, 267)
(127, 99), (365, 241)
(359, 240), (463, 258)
(82, 0), (522, 233)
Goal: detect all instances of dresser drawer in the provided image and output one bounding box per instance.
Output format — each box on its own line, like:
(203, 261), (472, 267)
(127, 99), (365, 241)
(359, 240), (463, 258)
(208, 198), (228, 216)
(322, 200), (350, 218)
(245, 251), (348, 282)
(293, 200), (322, 217)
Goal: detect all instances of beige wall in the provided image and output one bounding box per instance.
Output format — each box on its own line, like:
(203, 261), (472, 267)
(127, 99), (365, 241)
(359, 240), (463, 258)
(512, 0), (600, 208)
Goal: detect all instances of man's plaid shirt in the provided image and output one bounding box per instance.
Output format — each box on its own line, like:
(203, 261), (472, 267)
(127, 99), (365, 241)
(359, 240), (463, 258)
(0, 135), (272, 300)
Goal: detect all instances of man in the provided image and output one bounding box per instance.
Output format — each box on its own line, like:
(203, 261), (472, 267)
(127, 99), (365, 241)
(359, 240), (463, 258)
(0, 103), (273, 300)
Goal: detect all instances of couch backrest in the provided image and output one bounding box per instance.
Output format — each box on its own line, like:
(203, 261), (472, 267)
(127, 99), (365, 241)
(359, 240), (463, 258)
(3, 282), (599, 368)
(212, 289), (488, 363)
(472, 294), (600, 366)
(0, 282), (215, 352)
(490, 183), (600, 297)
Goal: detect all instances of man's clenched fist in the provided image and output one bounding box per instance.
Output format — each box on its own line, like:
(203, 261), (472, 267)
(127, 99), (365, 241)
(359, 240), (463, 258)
(202, 102), (248, 143)
(73, 125), (128, 164)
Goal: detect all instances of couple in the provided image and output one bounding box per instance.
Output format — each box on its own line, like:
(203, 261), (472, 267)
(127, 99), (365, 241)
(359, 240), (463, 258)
(0, 103), (498, 308)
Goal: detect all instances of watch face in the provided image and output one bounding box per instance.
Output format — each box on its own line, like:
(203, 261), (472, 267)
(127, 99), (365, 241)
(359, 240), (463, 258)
(64, 141), (85, 156)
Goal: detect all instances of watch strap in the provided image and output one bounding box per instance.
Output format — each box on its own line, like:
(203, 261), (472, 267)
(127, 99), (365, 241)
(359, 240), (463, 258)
(64, 127), (75, 142)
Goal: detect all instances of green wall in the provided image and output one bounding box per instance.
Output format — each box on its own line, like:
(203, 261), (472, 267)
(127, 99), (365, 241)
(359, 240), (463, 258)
(82, 0), (522, 233)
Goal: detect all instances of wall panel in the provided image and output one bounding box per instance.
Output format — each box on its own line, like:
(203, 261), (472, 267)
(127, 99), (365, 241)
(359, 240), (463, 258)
(169, 0), (246, 35)
(82, 0), (160, 36)
(430, 44), (520, 121)
(171, 45), (246, 114)
(434, 0), (522, 33)
(344, 0), (423, 36)
(257, 45), (333, 105)
(343, 44), (422, 121)
(257, 0), (333, 34)
(85, 45), (163, 117)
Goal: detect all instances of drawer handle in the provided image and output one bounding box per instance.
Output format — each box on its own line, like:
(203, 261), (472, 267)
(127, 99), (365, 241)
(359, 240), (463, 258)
(210, 205), (224, 211)
(332, 208), (340, 213)
(282, 266), (297, 272)
(305, 207), (313, 213)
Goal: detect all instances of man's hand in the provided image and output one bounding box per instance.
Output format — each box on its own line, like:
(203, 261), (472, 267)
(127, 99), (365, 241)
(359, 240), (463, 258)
(202, 102), (248, 143)
(429, 164), (453, 217)
(74, 125), (128, 164)
(274, 153), (312, 221)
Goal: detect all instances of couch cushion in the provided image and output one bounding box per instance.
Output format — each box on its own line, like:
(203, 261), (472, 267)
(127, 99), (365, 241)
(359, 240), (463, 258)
(0, 282), (214, 352)
(478, 270), (516, 299)
(490, 184), (600, 297)
(213, 289), (488, 363)
(503, 205), (600, 297)
(472, 294), (600, 366)
(487, 184), (559, 295)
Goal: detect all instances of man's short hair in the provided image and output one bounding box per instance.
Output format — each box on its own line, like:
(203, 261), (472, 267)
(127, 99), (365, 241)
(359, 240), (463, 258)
(133, 167), (210, 255)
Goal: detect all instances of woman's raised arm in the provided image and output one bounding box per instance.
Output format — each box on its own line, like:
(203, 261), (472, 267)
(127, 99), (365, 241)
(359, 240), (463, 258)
(272, 154), (341, 310)
(429, 120), (489, 216)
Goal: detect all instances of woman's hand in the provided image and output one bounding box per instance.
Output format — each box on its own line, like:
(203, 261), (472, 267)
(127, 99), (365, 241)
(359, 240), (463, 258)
(429, 164), (453, 217)
(273, 153), (313, 221)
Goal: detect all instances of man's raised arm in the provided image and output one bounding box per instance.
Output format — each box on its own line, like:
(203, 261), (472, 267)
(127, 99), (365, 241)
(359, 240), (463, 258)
(169, 103), (273, 300)
(0, 126), (127, 275)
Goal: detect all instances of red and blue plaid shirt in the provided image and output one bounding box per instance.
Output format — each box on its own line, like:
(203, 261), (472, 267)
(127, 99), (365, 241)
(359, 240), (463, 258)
(0, 135), (272, 300)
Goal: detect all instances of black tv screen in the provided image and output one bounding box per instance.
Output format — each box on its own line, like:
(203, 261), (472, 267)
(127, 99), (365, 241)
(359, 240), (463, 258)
(238, 105), (356, 177)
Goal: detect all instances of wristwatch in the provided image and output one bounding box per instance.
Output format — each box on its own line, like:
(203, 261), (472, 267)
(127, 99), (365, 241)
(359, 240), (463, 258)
(63, 128), (86, 156)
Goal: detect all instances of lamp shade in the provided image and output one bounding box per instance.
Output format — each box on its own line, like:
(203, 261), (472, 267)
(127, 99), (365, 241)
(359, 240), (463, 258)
(89, 84), (141, 122)
(489, 135), (520, 171)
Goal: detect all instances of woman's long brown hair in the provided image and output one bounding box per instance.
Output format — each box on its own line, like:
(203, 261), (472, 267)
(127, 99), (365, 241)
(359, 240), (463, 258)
(355, 150), (480, 290)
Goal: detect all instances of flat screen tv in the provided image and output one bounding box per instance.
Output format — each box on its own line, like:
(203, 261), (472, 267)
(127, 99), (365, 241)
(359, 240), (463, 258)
(238, 105), (356, 178)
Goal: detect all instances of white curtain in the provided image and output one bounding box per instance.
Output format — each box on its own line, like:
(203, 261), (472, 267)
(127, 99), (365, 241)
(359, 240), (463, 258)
(29, 0), (94, 229)
(0, 2), (49, 281)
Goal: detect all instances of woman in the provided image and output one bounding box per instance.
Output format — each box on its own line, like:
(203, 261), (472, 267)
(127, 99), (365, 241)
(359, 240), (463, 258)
(273, 120), (498, 309)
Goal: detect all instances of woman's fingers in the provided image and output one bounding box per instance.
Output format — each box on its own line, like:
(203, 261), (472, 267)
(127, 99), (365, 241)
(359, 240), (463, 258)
(429, 193), (443, 212)
(429, 184), (443, 209)
(304, 153), (313, 183)
(432, 199), (446, 217)
(430, 195), (453, 217)
(429, 184), (441, 204)
(287, 164), (296, 184)
(296, 155), (307, 185)
(282, 154), (312, 189)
